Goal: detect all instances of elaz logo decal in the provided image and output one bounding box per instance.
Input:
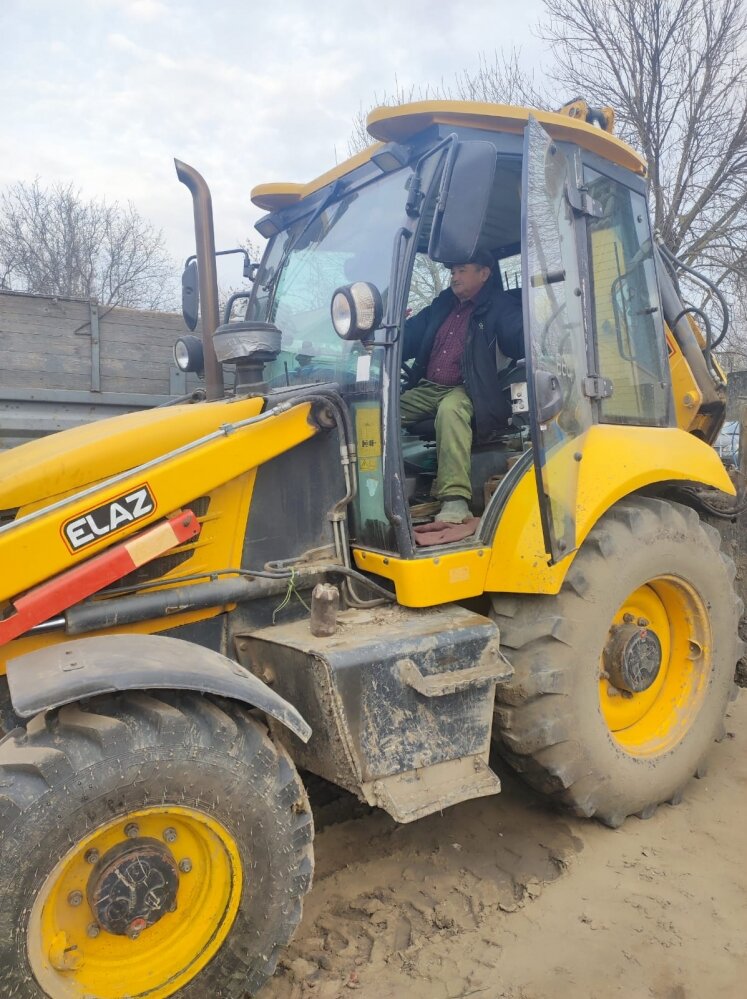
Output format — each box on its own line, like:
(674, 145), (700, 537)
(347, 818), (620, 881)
(63, 485), (156, 551)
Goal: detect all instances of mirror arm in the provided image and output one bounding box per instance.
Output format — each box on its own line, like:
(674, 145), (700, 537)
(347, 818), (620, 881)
(223, 290), (252, 326)
(405, 134), (456, 218)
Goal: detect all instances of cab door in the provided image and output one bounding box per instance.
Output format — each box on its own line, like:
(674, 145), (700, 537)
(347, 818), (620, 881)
(521, 117), (593, 563)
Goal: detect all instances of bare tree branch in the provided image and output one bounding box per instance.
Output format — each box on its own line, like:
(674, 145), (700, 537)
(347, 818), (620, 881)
(0, 179), (174, 309)
(541, 0), (747, 274)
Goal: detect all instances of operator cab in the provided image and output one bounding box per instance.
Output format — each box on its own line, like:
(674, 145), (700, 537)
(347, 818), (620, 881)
(184, 101), (673, 574)
(322, 128), (572, 560)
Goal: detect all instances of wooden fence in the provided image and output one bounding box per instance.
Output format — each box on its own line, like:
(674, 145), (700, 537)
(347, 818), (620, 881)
(1, 291), (199, 449)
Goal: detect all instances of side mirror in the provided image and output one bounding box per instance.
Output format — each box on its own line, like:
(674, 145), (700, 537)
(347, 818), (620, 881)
(534, 369), (563, 424)
(428, 141), (497, 264)
(181, 259), (199, 332)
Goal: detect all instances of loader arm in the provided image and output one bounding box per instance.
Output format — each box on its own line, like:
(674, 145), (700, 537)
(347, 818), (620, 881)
(0, 395), (319, 638)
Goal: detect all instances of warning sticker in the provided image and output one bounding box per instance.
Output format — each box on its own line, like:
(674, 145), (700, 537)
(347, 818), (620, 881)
(356, 407), (382, 473)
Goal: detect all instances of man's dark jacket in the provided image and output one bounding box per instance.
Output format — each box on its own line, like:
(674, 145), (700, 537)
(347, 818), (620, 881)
(402, 279), (524, 442)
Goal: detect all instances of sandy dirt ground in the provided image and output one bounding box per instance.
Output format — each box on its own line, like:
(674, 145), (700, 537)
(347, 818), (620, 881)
(259, 692), (747, 999)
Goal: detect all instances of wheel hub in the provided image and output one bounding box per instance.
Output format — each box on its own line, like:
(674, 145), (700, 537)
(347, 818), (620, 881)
(87, 837), (179, 936)
(604, 622), (662, 693)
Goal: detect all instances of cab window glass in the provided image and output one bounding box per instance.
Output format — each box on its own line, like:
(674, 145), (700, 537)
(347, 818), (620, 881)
(585, 168), (670, 426)
(406, 255), (450, 316)
(495, 251), (521, 291)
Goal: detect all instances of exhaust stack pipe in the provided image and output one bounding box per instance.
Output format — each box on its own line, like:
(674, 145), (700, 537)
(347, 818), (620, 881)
(175, 159), (224, 400)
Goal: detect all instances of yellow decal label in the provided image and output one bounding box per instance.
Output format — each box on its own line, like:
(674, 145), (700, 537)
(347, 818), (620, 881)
(356, 408), (382, 473)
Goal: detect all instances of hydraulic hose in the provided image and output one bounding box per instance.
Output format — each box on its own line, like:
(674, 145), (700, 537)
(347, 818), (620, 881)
(658, 242), (730, 350)
(35, 561), (396, 637)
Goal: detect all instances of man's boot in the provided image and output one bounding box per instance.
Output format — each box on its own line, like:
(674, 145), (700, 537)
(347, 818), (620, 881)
(437, 497), (471, 524)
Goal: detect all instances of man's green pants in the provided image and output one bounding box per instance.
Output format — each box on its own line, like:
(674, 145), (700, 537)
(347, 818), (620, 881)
(400, 380), (473, 501)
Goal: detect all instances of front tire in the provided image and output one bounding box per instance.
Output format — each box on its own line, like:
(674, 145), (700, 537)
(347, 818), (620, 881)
(0, 691), (314, 998)
(491, 497), (741, 827)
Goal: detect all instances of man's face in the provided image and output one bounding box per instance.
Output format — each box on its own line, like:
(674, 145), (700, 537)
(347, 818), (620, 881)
(450, 263), (490, 303)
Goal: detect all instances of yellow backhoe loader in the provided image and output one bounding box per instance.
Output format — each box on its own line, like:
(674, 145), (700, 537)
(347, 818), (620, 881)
(0, 99), (743, 998)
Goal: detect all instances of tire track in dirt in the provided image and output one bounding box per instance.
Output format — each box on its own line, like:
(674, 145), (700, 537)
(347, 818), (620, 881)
(259, 695), (747, 999)
(261, 758), (582, 999)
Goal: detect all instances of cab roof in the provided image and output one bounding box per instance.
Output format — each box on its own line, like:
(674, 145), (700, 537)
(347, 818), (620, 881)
(250, 100), (646, 213)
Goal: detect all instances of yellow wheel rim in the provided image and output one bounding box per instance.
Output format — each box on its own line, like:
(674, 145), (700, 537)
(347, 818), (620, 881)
(599, 575), (712, 757)
(28, 806), (243, 999)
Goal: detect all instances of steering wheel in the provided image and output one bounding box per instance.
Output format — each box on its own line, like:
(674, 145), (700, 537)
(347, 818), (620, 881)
(401, 359), (417, 392)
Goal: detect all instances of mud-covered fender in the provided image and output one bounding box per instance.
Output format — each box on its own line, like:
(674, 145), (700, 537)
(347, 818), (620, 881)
(6, 633), (311, 742)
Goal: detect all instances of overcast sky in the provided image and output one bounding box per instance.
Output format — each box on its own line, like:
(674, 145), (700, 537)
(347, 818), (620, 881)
(1, 0), (544, 289)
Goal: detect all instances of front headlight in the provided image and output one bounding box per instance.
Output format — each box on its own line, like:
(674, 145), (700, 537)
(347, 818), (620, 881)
(331, 289), (353, 339)
(173, 334), (204, 374)
(330, 282), (383, 341)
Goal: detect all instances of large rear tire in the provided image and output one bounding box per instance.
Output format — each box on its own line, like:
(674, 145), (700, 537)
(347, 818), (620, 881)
(491, 497), (742, 827)
(0, 691), (314, 998)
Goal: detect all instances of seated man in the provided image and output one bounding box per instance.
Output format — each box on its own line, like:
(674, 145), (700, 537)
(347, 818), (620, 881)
(402, 249), (523, 524)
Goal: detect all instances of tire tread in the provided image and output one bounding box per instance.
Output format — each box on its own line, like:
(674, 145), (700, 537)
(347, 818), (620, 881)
(492, 497), (741, 825)
(0, 691), (314, 998)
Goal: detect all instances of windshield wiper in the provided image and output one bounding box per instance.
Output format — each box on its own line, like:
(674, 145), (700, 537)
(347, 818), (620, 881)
(263, 179), (346, 315)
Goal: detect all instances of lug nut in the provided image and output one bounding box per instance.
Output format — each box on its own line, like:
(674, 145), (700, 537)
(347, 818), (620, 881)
(179, 858), (192, 874)
(126, 917), (147, 940)
(623, 612), (635, 624)
(87, 923), (100, 939)
(637, 617), (649, 628)
(85, 849), (100, 865)
(124, 823), (140, 838)
(163, 827), (177, 844)
(67, 890), (83, 907)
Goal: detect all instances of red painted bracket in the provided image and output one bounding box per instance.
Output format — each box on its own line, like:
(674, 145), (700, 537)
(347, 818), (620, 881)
(0, 510), (201, 646)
